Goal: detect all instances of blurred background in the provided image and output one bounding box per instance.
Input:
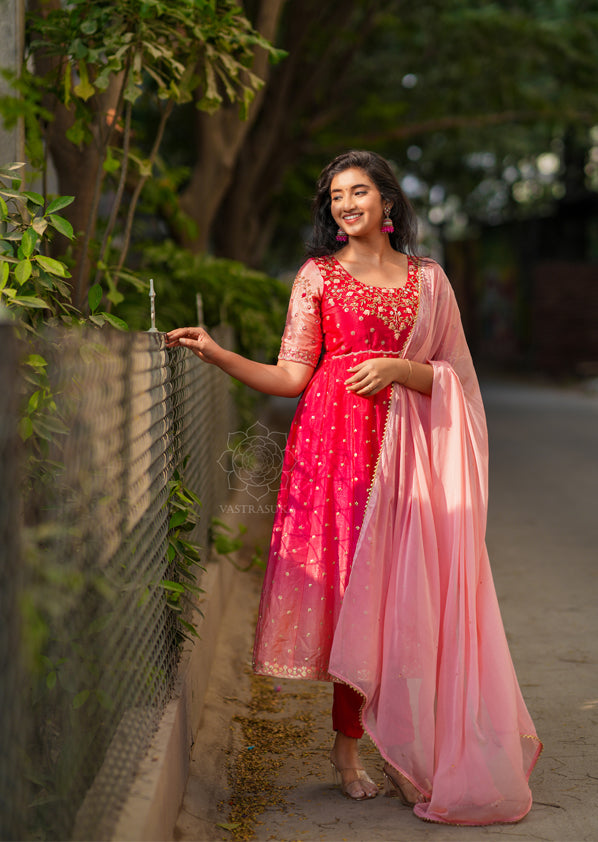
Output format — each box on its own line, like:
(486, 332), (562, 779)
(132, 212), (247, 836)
(2, 0), (598, 378)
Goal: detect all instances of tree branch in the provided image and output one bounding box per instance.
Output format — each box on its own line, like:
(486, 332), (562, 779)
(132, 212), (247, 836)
(114, 99), (175, 277)
(95, 97), (132, 287)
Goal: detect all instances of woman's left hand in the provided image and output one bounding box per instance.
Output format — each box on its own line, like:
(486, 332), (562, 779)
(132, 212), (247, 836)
(345, 357), (401, 396)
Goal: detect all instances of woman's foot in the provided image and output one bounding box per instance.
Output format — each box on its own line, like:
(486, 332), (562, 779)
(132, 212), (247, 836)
(330, 733), (378, 800)
(382, 762), (426, 806)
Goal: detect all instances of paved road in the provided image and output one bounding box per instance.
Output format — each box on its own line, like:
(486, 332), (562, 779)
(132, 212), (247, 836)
(175, 380), (598, 842)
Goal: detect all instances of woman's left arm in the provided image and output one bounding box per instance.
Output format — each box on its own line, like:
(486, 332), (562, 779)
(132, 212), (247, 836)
(345, 357), (433, 397)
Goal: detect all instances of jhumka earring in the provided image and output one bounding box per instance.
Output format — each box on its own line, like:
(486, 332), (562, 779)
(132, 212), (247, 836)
(381, 205), (394, 234)
(336, 227), (348, 242)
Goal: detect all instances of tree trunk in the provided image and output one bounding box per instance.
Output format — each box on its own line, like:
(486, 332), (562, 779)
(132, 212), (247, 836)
(29, 0), (122, 311)
(178, 0), (285, 251)
(44, 120), (103, 310)
(211, 1), (373, 264)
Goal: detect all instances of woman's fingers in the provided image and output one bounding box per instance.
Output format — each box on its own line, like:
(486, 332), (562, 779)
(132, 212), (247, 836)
(345, 369), (379, 394)
(345, 363), (369, 383)
(165, 326), (221, 364)
(165, 326), (204, 348)
(345, 363), (376, 387)
(345, 359), (396, 395)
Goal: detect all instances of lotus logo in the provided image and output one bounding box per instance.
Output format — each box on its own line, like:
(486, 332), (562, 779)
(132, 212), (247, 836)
(217, 421), (289, 501)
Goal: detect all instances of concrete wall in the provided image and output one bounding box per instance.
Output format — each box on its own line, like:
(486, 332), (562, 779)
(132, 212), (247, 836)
(0, 0), (25, 164)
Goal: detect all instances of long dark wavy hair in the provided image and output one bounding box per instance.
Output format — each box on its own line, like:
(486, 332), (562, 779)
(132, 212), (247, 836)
(305, 150), (418, 258)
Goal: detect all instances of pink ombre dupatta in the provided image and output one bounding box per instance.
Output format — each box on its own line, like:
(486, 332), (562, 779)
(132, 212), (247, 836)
(328, 261), (541, 825)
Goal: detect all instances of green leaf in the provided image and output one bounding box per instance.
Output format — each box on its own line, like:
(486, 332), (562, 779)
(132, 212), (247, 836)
(23, 354), (47, 369)
(71, 38), (87, 60)
(35, 255), (68, 277)
(72, 689), (90, 709)
(80, 18), (97, 35)
(0, 261), (8, 290)
(124, 72), (142, 103)
(73, 62), (95, 101)
(106, 286), (124, 306)
(46, 671), (57, 690)
(88, 283), (103, 314)
(12, 295), (47, 308)
(0, 163), (25, 175)
(160, 580), (185, 593)
(0, 197), (7, 220)
(20, 227), (37, 258)
(19, 416), (33, 441)
(169, 510), (189, 529)
(48, 214), (74, 239)
(0, 187), (24, 199)
(126, 153), (152, 178)
(46, 196), (75, 214)
(32, 217), (48, 236)
(28, 390), (40, 412)
(103, 148), (121, 174)
(15, 259), (32, 284)
(3, 231), (22, 242)
(178, 619), (200, 638)
(65, 122), (86, 146)
(100, 312), (128, 330)
(33, 414), (69, 436)
(22, 191), (44, 206)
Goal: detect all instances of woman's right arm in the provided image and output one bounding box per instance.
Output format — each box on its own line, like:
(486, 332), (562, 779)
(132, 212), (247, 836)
(165, 326), (313, 398)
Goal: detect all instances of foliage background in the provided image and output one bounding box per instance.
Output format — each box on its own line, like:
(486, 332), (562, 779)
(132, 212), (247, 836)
(4, 1), (598, 314)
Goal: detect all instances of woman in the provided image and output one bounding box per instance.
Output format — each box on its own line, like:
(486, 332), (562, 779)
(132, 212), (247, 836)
(166, 150), (542, 824)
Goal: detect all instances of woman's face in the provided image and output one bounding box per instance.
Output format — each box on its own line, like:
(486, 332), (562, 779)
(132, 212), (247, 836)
(329, 167), (386, 240)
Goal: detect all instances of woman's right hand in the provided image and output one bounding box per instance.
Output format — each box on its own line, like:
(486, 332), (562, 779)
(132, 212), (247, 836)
(165, 327), (313, 397)
(165, 327), (222, 364)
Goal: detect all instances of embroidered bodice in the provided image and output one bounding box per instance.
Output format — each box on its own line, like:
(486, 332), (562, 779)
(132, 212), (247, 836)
(278, 255), (419, 365)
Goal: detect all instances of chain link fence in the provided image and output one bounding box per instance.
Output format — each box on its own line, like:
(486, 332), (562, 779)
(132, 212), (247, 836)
(0, 323), (234, 841)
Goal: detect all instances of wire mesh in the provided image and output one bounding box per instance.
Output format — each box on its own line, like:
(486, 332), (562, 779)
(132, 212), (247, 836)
(0, 325), (234, 841)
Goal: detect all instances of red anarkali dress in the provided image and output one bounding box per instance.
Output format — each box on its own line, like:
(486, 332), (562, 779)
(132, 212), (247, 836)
(254, 255), (419, 680)
(253, 254), (541, 825)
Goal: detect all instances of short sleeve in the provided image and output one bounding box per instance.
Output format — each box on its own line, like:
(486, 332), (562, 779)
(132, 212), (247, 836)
(278, 259), (323, 367)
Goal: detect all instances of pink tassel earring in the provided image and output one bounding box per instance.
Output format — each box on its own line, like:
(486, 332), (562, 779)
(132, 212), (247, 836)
(336, 227), (348, 242)
(381, 205), (394, 234)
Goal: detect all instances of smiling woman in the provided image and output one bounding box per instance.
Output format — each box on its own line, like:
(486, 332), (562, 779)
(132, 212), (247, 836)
(166, 149), (542, 824)
(329, 169), (411, 290)
(308, 150), (418, 260)
(330, 173), (384, 240)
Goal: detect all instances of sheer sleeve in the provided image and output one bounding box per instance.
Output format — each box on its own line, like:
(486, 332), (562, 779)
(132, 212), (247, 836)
(278, 259), (323, 367)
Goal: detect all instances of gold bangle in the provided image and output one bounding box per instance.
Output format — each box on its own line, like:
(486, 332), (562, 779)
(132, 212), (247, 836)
(402, 359), (413, 385)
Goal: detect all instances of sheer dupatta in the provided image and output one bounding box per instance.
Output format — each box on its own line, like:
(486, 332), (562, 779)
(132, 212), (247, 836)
(328, 261), (542, 825)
